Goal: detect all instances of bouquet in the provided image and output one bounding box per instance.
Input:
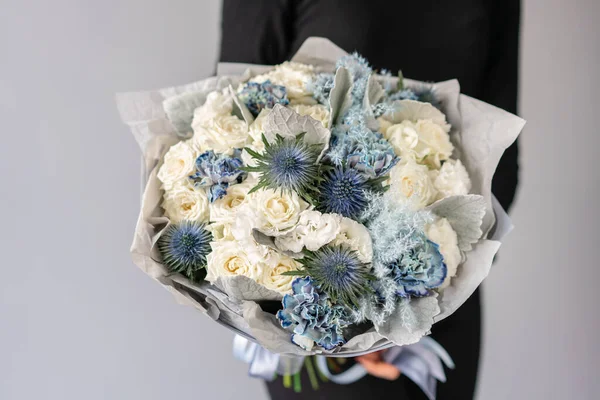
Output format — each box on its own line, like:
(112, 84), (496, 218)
(117, 38), (524, 360)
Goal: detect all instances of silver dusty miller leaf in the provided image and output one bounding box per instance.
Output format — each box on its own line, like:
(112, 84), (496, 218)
(262, 103), (331, 160)
(328, 66), (354, 125)
(426, 194), (486, 251)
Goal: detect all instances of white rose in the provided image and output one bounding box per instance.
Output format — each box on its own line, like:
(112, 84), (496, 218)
(162, 180), (209, 223)
(249, 189), (309, 236)
(193, 90), (233, 123)
(192, 113), (250, 154)
(157, 140), (198, 186)
(389, 159), (438, 209)
(251, 62), (316, 104)
(330, 217), (373, 263)
(429, 159), (472, 201)
(291, 104), (330, 128)
(259, 251), (301, 294)
(206, 221), (234, 241)
(275, 210), (340, 253)
(209, 180), (255, 223)
(425, 218), (461, 288)
(385, 119), (454, 169)
(205, 240), (262, 282)
(377, 117), (393, 135)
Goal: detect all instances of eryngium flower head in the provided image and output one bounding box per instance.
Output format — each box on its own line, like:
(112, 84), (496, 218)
(189, 149), (247, 202)
(157, 221), (212, 280)
(389, 235), (447, 297)
(238, 80), (289, 117)
(300, 245), (373, 307)
(242, 133), (320, 201)
(316, 167), (383, 219)
(277, 277), (351, 350)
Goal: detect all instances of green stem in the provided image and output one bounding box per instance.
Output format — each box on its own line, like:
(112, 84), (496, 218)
(304, 357), (319, 391)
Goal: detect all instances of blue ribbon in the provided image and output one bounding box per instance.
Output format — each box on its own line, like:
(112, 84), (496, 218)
(233, 335), (454, 399)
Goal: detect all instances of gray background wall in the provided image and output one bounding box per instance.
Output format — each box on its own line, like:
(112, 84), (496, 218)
(1, 0), (598, 399)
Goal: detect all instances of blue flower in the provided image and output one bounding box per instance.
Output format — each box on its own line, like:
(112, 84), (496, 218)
(238, 80), (289, 117)
(157, 221), (212, 280)
(242, 133), (320, 201)
(307, 72), (335, 105)
(189, 150), (247, 202)
(277, 277), (351, 350)
(336, 53), (372, 103)
(316, 167), (377, 219)
(388, 86), (441, 109)
(300, 245), (372, 307)
(327, 124), (399, 179)
(388, 235), (447, 297)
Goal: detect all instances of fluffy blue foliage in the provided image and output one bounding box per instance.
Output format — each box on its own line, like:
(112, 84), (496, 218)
(389, 236), (447, 297)
(238, 80), (289, 116)
(336, 52), (372, 104)
(317, 167), (370, 219)
(157, 221), (212, 279)
(307, 72), (335, 105)
(189, 149), (247, 202)
(277, 277), (351, 350)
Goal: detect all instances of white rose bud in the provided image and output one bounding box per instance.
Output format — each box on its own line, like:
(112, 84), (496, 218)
(426, 218), (461, 288)
(250, 189), (309, 236)
(389, 159), (438, 209)
(259, 251), (301, 294)
(162, 181), (209, 223)
(209, 180), (255, 223)
(192, 113), (250, 155)
(157, 140), (198, 187)
(193, 90), (234, 123)
(205, 240), (262, 282)
(385, 119), (454, 169)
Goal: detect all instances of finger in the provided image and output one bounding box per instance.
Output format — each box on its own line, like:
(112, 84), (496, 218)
(357, 359), (401, 381)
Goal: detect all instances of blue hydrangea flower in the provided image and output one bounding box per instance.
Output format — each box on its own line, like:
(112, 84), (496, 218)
(189, 149), (247, 202)
(388, 235), (447, 297)
(327, 124), (399, 179)
(157, 221), (212, 280)
(277, 277), (351, 350)
(238, 80), (289, 117)
(316, 167), (381, 219)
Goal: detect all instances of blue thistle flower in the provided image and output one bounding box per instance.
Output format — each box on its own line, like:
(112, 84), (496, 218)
(388, 235), (447, 297)
(189, 149), (247, 202)
(157, 221), (212, 280)
(299, 245), (373, 307)
(316, 167), (383, 219)
(238, 80), (289, 117)
(242, 133), (321, 202)
(277, 277), (351, 350)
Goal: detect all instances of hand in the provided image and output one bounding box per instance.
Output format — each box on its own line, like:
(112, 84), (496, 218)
(355, 350), (401, 381)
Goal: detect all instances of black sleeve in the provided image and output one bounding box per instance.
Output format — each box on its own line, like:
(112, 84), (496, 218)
(482, 0), (522, 212)
(219, 0), (294, 65)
